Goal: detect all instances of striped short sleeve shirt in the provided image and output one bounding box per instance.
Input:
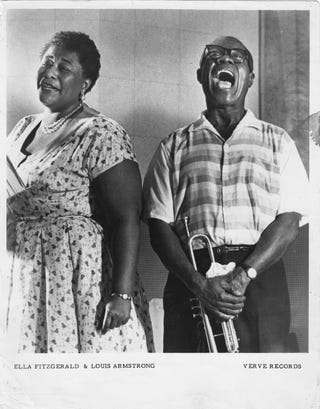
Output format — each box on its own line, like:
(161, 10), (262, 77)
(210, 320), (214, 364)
(143, 110), (309, 249)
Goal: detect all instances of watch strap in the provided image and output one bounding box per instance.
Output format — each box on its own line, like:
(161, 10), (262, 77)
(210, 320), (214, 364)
(111, 292), (132, 301)
(239, 263), (257, 280)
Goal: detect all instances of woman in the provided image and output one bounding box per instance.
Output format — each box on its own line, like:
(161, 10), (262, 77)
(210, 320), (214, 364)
(6, 31), (154, 353)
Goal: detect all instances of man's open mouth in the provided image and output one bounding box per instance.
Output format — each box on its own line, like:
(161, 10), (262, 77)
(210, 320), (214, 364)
(214, 69), (235, 89)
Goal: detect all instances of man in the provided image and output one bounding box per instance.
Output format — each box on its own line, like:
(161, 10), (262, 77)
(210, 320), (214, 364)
(142, 36), (308, 352)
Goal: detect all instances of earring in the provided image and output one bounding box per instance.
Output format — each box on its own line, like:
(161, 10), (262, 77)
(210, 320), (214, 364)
(80, 89), (86, 104)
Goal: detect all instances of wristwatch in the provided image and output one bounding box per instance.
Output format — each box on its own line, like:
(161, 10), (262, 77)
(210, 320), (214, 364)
(239, 263), (257, 280)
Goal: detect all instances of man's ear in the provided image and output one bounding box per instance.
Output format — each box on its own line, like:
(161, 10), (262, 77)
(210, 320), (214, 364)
(248, 72), (255, 88)
(197, 68), (202, 84)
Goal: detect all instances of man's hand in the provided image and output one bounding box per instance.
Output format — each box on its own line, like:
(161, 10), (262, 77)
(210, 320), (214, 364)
(195, 274), (246, 321)
(95, 296), (131, 334)
(227, 266), (251, 296)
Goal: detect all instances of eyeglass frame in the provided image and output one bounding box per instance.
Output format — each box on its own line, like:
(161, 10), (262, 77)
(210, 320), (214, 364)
(199, 44), (253, 72)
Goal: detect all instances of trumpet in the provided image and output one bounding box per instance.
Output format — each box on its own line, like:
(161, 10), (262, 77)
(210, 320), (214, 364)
(183, 217), (239, 353)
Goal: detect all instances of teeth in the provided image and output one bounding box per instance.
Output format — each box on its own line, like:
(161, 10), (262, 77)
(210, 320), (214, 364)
(219, 81), (232, 89)
(42, 84), (57, 90)
(220, 69), (233, 75)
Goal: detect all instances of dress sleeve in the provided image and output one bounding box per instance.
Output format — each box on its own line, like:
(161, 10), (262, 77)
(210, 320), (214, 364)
(277, 137), (309, 226)
(7, 116), (34, 144)
(142, 140), (175, 224)
(84, 117), (136, 180)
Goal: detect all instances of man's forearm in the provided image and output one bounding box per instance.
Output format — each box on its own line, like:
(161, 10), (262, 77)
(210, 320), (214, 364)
(148, 218), (205, 294)
(242, 212), (300, 274)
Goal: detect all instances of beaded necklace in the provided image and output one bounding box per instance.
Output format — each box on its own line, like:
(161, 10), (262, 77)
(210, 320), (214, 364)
(40, 103), (83, 134)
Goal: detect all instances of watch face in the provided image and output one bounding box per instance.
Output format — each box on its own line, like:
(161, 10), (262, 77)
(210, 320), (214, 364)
(247, 267), (257, 279)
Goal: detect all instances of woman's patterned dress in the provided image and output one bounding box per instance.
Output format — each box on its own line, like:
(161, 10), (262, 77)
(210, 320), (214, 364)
(6, 106), (154, 353)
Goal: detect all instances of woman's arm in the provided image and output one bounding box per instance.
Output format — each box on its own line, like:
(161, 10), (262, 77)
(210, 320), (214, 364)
(93, 159), (142, 333)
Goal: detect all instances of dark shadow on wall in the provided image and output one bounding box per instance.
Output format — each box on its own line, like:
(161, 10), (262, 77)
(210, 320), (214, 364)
(260, 10), (309, 352)
(284, 224), (309, 352)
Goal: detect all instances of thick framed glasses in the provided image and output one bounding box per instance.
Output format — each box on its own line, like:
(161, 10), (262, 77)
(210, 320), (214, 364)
(203, 45), (249, 64)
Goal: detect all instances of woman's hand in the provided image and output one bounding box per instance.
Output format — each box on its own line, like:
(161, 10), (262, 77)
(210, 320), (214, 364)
(95, 296), (131, 334)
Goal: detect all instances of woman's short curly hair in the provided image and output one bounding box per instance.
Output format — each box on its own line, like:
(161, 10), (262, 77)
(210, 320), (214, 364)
(40, 31), (101, 93)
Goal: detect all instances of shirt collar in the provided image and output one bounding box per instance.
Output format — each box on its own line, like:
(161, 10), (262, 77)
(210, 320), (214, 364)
(189, 109), (262, 134)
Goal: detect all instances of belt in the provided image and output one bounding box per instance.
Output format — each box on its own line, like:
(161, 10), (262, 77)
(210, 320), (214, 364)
(192, 245), (254, 270)
(193, 244), (253, 257)
(213, 245), (253, 255)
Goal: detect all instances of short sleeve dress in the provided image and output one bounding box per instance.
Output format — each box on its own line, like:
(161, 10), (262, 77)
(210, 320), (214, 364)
(6, 105), (154, 353)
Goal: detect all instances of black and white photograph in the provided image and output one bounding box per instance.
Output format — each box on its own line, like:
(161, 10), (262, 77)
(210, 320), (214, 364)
(1, 1), (319, 408)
